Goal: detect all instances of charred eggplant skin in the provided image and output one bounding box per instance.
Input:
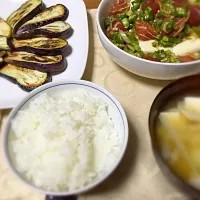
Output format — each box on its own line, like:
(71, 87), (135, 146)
(17, 4), (69, 34)
(5, 52), (66, 73)
(6, 0), (44, 33)
(13, 21), (71, 39)
(0, 57), (3, 66)
(8, 37), (68, 56)
(0, 64), (52, 92)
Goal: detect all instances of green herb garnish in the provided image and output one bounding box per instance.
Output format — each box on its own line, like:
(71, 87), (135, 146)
(175, 6), (189, 17)
(129, 14), (138, 24)
(161, 19), (175, 33)
(104, 17), (111, 28)
(115, 43), (126, 49)
(112, 32), (124, 44)
(122, 18), (130, 28)
(119, 31), (144, 57)
(131, 0), (144, 11)
(139, 7), (154, 21)
(114, 13), (127, 19)
(152, 18), (164, 32)
(192, 27), (200, 36)
(148, 49), (180, 63)
(152, 35), (182, 47)
(126, 10), (134, 17)
(160, 2), (176, 16)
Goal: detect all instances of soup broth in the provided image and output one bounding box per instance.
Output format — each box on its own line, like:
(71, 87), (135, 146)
(156, 96), (200, 189)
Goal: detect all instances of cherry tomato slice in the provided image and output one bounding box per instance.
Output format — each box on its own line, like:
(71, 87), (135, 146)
(188, 5), (200, 26)
(179, 55), (196, 62)
(109, 0), (128, 16)
(135, 20), (157, 41)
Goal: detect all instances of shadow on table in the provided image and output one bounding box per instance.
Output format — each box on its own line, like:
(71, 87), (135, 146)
(84, 120), (138, 195)
(82, 11), (95, 81)
(114, 62), (172, 89)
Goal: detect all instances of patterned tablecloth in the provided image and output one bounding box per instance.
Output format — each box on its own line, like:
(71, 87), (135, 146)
(0, 9), (191, 200)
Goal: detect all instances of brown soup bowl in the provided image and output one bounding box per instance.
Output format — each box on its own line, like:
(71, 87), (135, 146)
(149, 74), (200, 199)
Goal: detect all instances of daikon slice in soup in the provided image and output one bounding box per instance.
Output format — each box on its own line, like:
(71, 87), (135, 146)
(156, 96), (200, 190)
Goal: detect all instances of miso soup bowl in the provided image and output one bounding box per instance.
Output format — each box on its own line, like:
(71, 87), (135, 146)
(96, 0), (200, 80)
(149, 74), (200, 199)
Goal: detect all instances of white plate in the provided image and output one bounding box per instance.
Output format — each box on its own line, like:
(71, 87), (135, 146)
(0, 0), (88, 109)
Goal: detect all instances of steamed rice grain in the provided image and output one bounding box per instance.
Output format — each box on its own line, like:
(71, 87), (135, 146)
(9, 89), (121, 191)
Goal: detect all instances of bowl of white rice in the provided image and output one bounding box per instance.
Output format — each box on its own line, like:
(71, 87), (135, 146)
(2, 80), (128, 196)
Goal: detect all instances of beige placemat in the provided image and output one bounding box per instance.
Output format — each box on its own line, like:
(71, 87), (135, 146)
(0, 9), (190, 200)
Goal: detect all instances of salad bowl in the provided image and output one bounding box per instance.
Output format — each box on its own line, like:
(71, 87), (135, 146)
(96, 0), (200, 80)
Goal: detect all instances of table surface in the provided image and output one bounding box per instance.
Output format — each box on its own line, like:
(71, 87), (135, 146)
(84, 0), (101, 9)
(0, 2), (194, 200)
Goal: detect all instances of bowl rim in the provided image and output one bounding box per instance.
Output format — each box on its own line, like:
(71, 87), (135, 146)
(96, 0), (200, 66)
(148, 74), (200, 197)
(2, 79), (129, 196)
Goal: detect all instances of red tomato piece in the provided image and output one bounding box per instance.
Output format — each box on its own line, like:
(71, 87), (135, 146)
(106, 19), (125, 38)
(135, 20), (158, 41)
(179, 55), (196, 62)
(169, 17), (188, 37)
(106, 27), (113, 39)
(188, 5), (200, 26)
(141, 0), (160, 15)
(144, 55), (160, 62)
(172, 0), (188, 7)
(112, 19), (126, 31)
(109, 0), (128, 16)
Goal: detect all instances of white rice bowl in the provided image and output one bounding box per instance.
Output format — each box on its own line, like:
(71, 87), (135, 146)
(3, 81), (128, 196)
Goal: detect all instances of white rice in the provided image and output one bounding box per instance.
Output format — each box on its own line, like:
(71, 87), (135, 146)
(9, 89), (121, 191)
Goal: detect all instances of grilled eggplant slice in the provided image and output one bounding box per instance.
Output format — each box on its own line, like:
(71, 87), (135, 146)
(14, 21), (71, 39)
(0, 18), (12, 38)
(5, 51), (65, 72)
(17, 4), (69, 33)
(9, 37), (68, 55)
(0, 57), (3, 66)
(6, 0), (44, 33)
(0, 51), (7, 57)
(0, 36), (10, 51)
(0, 64), (52, 91)
(0, 51), (6, 66)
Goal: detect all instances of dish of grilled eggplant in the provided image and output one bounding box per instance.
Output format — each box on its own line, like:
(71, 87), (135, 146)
(0, 0), (71, 91)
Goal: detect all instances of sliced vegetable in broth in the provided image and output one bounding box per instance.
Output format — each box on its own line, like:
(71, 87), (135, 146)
(156, 97), (200, 188)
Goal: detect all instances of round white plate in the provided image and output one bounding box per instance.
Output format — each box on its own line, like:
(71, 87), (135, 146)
(0, 0), (88, 109)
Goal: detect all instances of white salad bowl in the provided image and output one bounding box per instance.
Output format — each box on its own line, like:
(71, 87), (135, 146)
(2, 80), (128, 196)
(96, 0), (200, 80)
